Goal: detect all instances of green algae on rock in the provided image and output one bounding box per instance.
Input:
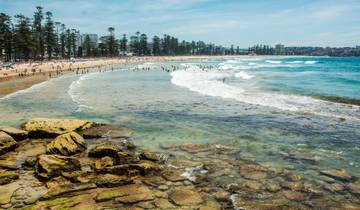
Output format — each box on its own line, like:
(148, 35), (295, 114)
(0, 171), (19, 185)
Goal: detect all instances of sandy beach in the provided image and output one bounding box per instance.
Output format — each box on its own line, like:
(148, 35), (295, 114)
(0, 55), (246, 97)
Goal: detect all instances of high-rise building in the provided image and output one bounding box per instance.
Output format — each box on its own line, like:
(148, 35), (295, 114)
(275, 44), (285, 55)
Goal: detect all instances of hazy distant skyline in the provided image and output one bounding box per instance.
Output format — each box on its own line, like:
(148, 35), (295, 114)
(1, 0), (360, 48)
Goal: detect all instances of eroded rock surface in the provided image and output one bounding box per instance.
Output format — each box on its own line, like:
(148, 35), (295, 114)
(0, 126), (28, 141)
(46, 132), (86, 156)
(34, 154), (81, 180)
(0, 131), (17, 156)
(22, 118), (93, 137)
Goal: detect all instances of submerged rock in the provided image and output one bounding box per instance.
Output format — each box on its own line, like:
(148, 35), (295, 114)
(0, 171), (19, 185)
(347, 183), (360, 196)
(34, 154), (81, 180)
(0, 126), (28, 141)
(95, 184), (152, 203)
(320, 169), (353, 182)
(154, 198), (175, 209)
(46, 132), (86, 156)
(79, 124), (132, 139)
(139, 151), (159, 162)
(169, 188), (203, 206)
(0, 131), (17, 156)
(22, 118), (93, 137)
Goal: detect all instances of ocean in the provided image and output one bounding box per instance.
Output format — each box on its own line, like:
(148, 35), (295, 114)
(0, 56), (359, 181)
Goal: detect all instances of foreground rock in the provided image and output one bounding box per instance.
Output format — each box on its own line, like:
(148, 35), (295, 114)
(0, 126), (28, 141)
(0, 131), (17, 156)
(22, 118), (93, 137)
(46, 132), (86, 156)
(34, 154), (81, 179)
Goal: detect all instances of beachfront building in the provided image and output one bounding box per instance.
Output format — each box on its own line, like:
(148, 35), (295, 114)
(275, 44), (285, 55)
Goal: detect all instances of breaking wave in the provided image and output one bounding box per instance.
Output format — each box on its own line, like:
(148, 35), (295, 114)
(171, 64), (359, 120)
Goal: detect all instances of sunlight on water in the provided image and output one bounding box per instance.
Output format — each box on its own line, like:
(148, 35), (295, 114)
(0, 57), (359, 181)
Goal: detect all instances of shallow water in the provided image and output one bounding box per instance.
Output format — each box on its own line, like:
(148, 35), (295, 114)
(0, 56), (359, 182)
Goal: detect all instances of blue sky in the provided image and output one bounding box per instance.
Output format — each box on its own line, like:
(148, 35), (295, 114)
(1, 0), (360, 47)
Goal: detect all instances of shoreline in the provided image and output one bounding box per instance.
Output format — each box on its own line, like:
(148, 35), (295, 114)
(0, 55), (316, 97)
(0, 56), (202, 97)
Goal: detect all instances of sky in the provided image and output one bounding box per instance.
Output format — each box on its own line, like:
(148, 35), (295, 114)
(1, 0), (360, 48)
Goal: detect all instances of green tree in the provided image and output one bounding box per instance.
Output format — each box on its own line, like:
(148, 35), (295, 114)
(14, 15), (34, 60)
(120, 34), (127, 55)
(60, 24), (66, 58)
(140, 33), (148, 55)
(0, 13), (13, 61)
(33, 6), (44, 59)
(152, 35), (160, 56)
(44, 11), (56, 59)
(108, 27), (116, 57)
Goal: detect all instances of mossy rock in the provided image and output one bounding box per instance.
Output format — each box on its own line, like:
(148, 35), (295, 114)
(0, 171), (19, 185)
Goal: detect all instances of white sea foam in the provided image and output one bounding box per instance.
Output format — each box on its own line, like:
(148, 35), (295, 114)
(305, 61), (317, 64)
(68, 72), (99, 111)
(0, 80), (49, 100)
(171, 64), (360, 120)
(287, 61), (303, 64)
(265, 60), (282, 64)
(235, 71), (254, 80)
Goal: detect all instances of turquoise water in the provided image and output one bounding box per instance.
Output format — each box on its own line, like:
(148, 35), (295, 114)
(0, 56), (359, 180)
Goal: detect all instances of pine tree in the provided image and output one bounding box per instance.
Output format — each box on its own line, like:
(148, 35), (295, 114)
(44, 11), (56, 59)
(120, 34), (127, 55)
(108, 27), (116, 57)
(152, 35), (160, 56)
(0, 13), (13, 61)
(33, 6), (44, 59)
(60, 24), (66, 58)
(140, 33), (148, 55)
(14, 15), (34, 60)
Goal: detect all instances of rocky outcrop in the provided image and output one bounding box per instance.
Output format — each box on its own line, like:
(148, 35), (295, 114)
(46, 132), (86, 156)
(34, 154), (81, 180)
(0, 131), (17, 156)
(22, 118), (93, 137)
(78, 124), (133, 139)
(88, 142), (123, 158)
(0, 126), (28, 141)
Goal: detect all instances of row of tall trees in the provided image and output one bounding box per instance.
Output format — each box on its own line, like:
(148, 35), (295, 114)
(248, 45), (275, 55)
(0, 6), (244, 62)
